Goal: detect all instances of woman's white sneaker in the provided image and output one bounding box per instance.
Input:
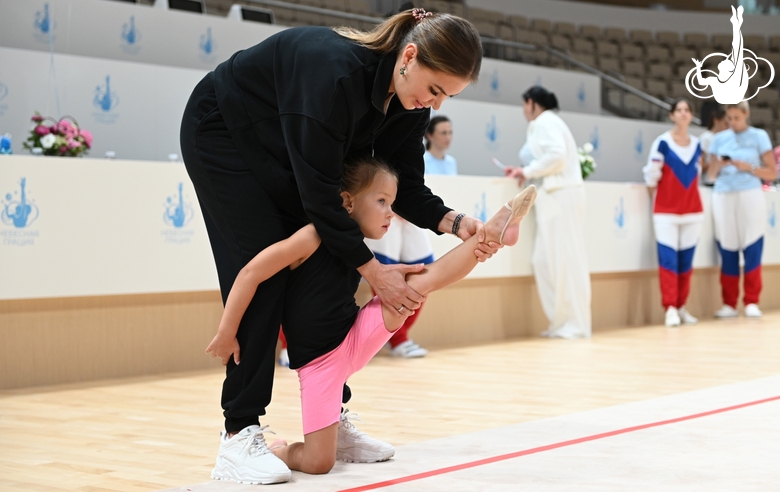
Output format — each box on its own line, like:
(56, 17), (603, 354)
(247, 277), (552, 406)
(714, 305), (739, 318)
(665, 306), (681, 327)
(745, 303), (763, 318)
(678, 307), (698, 324)
(211, 425), (291, 485)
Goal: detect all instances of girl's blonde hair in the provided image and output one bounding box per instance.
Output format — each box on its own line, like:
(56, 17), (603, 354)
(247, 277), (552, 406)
(334, 10), (482, 82)
(341, 158), (398, 196)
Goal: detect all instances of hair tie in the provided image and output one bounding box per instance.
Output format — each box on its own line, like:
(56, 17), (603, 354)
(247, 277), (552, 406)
(412, 8), (432, 23)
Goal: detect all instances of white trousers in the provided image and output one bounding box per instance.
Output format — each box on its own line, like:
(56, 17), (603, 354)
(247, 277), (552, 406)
(532, 186), (592, 338)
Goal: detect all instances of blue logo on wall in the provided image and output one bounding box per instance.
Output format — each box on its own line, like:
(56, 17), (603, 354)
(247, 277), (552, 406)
(164, 183), (193, 228)
(577, 82), (586, 106)
(93, 75), (120, 123)
(769, 202), (776, 235)
(120, 16), (142, 53)
(490, 70), (500, 98)
(0, 77), (8, 117)
(485, 115), (499, 150)
(590, 126), (600, 156)
(162, 183), (195, 244)
(33, 3), (56, 43)
(2, 178), (39, 229)
(634, 130), (644, 160)
(474, 192), (488, 223)
(34, 3), (53, 35)
(198, 27), (218, 63)
(613, 196), (628, 238)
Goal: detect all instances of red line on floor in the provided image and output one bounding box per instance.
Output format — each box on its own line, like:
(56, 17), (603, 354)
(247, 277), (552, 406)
(339, 395), (780, 492)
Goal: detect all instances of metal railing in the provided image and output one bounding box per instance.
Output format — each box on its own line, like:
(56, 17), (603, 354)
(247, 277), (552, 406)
(243, 0), (693, 123)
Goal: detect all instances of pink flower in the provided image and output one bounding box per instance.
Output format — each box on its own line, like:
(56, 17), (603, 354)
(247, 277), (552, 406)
(67, 138), (81, 150)
(34, 125), (50, 136)
(59, 145), (68, 155)
(79, 129), (93, 148)
(31, 114), (44, 123)
(57, 120), (78, 138)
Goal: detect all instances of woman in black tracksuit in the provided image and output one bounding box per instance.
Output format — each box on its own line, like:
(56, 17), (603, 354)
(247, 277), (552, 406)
(180, 9), (486, 484)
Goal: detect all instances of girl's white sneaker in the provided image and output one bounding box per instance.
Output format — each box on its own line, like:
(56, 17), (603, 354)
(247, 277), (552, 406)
(745, 303), (763, 318)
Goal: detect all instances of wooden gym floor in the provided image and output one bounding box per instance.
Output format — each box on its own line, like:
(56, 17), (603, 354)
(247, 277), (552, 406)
(1, 310), (779, 491)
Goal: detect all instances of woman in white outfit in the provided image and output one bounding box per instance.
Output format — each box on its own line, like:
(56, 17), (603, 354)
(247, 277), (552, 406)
(504, 86), (592, 339)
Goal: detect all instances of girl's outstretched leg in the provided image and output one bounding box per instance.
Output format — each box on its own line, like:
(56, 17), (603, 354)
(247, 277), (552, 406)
(402, 186), (537, 298)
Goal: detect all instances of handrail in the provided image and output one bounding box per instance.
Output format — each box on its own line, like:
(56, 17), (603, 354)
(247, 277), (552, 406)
(243, 0), (699, 124)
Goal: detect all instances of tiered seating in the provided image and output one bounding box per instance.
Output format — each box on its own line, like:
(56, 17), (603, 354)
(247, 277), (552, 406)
(206, 0), (780, 139)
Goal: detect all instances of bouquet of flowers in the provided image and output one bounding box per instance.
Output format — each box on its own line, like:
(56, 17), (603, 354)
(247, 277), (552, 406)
(578, 142), (597, 179)
(23, 113), (92, 157)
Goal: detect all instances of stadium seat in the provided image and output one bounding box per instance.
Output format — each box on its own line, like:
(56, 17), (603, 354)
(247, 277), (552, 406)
(596, 40), (619, 58)
(623, 60), (645, 77)
(683, 32), (709, 50)
(646, 45), (670, 62)
(656, 31), (680, 48)
(629, 29), (654, 46)
(554, 22), (577, 39)
(603, 27), (627, 43)
(579, 24), (602, 41)
(620, 43), (644, 60)
(531, 18), (553, 34)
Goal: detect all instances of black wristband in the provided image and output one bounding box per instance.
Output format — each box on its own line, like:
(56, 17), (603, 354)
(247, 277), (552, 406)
(452, 213), (466, 236)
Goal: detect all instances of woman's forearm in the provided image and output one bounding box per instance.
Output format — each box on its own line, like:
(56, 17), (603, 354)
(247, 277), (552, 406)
(437, 210), (459, 235)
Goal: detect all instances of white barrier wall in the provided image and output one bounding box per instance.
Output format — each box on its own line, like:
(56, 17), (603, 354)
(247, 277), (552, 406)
(456, 58), (601, 114)
(0, 0), (285, 72)
(2, 155), (779, 300)
(0, 0), (601, 107)
(440, 98), (703, 182)
(0, 46), (206, 162)
(0, 46), (604, 171)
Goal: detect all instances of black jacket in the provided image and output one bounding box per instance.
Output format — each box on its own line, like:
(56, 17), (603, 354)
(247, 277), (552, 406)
(213, 26), (451, 269)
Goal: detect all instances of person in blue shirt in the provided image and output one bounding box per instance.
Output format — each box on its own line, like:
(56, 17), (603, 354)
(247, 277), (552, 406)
(423, 115), (458, 175)
(707, 101), (776, 319)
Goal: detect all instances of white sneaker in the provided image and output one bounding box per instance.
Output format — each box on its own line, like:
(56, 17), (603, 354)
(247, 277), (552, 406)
(665, 306), (681, 327)
(389, 340), (428, 358)
(211, 425), (291, 485)
(745, 303), (763, 318)
(677, 307), (698, 324)
(336, 408), (395, 463)
(714, 305), (739, 318)
(278, 348), (289, 367)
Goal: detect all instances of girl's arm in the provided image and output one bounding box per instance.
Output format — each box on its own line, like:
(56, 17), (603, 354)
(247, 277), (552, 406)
(206, 224), (321, 365)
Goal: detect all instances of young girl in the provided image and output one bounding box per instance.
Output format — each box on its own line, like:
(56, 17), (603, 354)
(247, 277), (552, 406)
(643, 98), (703, 327)
(206, 158), (536, 475)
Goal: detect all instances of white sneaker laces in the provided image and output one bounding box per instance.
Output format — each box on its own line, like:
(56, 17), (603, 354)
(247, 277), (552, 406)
(340, 409), (365, 437)
(240, 425), (276, 457)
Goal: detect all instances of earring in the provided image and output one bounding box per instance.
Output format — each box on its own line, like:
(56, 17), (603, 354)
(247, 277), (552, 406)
(400, 65), (406, 76)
